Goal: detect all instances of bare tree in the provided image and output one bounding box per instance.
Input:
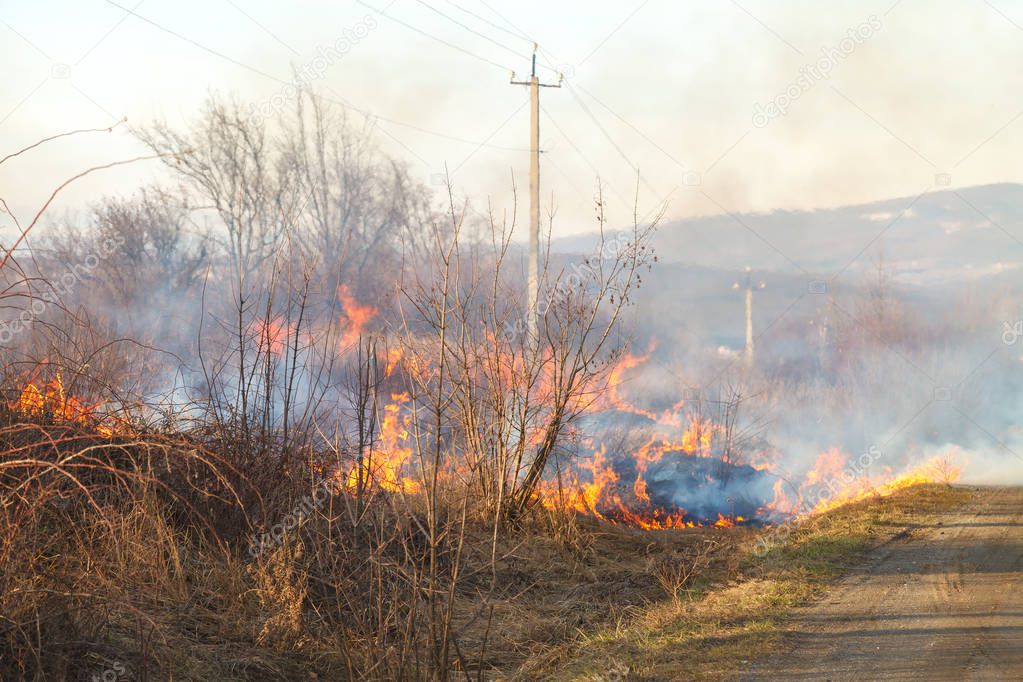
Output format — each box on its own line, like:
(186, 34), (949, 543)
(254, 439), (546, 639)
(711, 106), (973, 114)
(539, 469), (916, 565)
(280, 91), (432, 297)
(135, 98), (297, 284)
(43, 187), (208, 309)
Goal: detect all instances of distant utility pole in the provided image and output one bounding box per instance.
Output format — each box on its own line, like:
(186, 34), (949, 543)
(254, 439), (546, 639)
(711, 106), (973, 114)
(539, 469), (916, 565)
(733, 267), (765, 367)
(511, 45), (561, 342)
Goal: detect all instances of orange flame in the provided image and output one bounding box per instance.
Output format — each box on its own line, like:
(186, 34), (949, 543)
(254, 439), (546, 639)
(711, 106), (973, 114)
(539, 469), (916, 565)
(538, 441), (747, 531)
(12, 372), (112, 435)
(384, 346), (404, 378)
(765, 449), (963, 519)
(344, 392), (420, 494)
(251, 315), (293, 357)
(807, 454), (961, 516)
(594, 341), (684, 428)
(337, 284), (378, 353)
(325, 327), (961, 533)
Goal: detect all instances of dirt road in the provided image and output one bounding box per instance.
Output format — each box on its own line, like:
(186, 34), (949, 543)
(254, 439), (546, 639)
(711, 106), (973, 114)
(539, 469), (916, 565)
(743, 486), (1023, 681)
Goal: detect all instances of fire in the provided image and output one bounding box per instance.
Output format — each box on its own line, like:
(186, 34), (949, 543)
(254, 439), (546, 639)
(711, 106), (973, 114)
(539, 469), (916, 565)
(384, 346), (403, 378)
(714, 514), (736, 528)
(613, 503), (700, 531)
(595, 341), (684, 428)
(337, 284), (378, 353)
(539, 445), (619, 520)
(536, 343), (965, 532)
(251, 315), (293, 356)
(531, 345), (748, 531)
(602, 346), (660, 422)
(343, 392), (420, 495)
(11, 372), (112, 435)
(804, 448), (846, 486)
(326, 331), (963, 533)
(680, 415), (716, 455)
(539, 442), (747, 531)
(807, 454), (961, 516)
(768, 478), (799, 517)
(764, 449), (963, 519)
(633, 473), (650, 502)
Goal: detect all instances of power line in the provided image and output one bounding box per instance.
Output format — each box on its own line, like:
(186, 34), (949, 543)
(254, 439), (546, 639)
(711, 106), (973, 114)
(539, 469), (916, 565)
(542, 110), (600, 179)
(474, 0), (561, 72)
(104, 0), (283, 82)
(477, 0), (532, 42)
(356, 0), (512, 72)
(444, 0), (533, 45)
(321, 83), (433, 168)
(564, 82), (637, 173)
(224, 0), (300, 56)
(572, 80), (689, 171)
(410, 0), (532, 64)
(327, 84), (527, 151)
(441, 0), (560, 76)
(543, 154), (589, 205)
(451, 96), (530, 174)
(102, 0), (527, 151)
(580, 0), (651, 65)
(542, 108), (631, 206)
(564, 80), (662, 197)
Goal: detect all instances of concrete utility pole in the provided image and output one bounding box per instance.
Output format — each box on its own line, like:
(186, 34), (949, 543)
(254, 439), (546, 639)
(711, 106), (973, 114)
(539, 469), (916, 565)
(511, 45), (561, 342)
(733, 267), (765, 367)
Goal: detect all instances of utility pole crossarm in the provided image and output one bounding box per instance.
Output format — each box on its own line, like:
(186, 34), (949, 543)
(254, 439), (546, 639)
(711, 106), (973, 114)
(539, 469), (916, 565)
(509, 44), (564, 87)
(511, 44), (561, 344)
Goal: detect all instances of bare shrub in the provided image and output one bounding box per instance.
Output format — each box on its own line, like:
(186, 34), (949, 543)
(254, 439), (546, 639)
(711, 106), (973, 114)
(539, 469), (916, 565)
(647, 539), (717, 603)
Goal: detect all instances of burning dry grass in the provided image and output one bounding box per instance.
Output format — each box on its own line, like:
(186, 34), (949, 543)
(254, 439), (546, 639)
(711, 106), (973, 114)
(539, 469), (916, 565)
(0, 356), (966, 678)
(0, 350), (972, 681)
(1, 108), (993, 682)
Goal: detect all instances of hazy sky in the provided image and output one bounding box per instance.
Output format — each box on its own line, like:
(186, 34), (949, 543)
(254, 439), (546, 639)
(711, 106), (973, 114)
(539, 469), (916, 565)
(3, 0), (1023, 238)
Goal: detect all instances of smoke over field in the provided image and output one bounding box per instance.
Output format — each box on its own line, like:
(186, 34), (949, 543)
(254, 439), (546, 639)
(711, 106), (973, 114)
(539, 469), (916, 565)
(0, 89), (1020, 679)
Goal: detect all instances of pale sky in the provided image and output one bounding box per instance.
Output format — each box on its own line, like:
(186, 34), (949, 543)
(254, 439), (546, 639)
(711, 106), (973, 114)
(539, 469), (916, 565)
(3, 0), (1023, 238)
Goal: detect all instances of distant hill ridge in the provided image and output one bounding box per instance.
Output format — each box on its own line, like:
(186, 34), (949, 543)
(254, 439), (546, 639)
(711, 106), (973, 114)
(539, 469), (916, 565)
(554, 183), (1023, 284)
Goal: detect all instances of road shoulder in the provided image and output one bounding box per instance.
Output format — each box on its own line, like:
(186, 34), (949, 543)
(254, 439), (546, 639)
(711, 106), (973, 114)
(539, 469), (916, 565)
(743, 486), (1023, 681)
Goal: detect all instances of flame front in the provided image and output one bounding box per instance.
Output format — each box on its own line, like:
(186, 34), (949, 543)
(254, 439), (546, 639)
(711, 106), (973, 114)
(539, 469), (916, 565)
(343, 392), (420, 495)
(761, 448), (962, 519)
(337, 285), (378, 353)
(12, 372), (112, 435)
(330, 335), (961, 532)
(531, 346), (961, 531)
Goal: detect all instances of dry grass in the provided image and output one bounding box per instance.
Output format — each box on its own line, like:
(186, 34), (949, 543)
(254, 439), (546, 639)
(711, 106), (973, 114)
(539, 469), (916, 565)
(453, 518), (744, 679)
